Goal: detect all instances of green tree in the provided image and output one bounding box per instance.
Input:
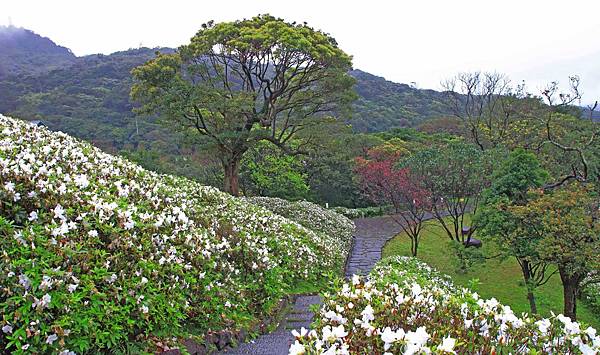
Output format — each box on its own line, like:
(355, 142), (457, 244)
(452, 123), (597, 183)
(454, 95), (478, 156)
(476, 149), (550, 313)
(304, 131), (381, 208)
(130, 14), (355, 195)
(508, 184), (600, 321)
(240, 142), (309, 200)
(402, 141), (491, 243)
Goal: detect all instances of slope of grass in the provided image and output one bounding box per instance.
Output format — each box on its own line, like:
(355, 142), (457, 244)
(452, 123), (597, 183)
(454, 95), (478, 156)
(382, 217), (600, 328)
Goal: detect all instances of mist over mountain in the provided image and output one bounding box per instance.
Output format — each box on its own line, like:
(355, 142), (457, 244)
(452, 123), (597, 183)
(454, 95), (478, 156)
(0, 25), (76, 78)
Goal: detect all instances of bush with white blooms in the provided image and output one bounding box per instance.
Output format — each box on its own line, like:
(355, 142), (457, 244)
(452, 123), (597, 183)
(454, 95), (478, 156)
(246, 197), (355, 254)
(0, 115), (353, 354)
(290, 256), (600, 354)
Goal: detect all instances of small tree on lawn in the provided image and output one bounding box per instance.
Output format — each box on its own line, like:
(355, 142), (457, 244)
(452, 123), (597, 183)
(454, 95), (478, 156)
(476, 148), (550, 314)
(131, 14), (355, 195)
(355, 148), (430, 256)
(402, 141), (491, 244)
(508, 184), (600, 321)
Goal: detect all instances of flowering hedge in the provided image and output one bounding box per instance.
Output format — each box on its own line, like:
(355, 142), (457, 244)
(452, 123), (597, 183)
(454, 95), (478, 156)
(246, 197), (354, 255)
(331, 206), (388, 219)
(291, 256), (600, 354)
(0, 115), (352, 354)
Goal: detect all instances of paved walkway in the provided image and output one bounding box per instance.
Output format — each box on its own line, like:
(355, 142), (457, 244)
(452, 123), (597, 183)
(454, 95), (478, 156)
(345, 215), (406, 277)
(219, 214), (404, 355)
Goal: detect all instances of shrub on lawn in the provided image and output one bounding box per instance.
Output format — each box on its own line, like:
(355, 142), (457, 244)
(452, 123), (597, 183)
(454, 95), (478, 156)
(0, 115), (352, 354)
(291, 256), (600, 354)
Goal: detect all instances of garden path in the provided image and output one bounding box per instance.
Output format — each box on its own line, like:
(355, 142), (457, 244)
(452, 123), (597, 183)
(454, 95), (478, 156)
(217, 214), (404, 355)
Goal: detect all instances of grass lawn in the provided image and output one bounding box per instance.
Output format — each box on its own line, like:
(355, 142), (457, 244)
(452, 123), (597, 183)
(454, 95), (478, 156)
(382, 217), (600, 329)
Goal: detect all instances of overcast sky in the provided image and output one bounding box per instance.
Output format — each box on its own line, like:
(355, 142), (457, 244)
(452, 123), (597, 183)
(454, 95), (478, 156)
(2, 0), (600, 103)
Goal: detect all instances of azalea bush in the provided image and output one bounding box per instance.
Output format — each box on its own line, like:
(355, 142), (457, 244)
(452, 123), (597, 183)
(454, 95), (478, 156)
(291, 256), (600, 354)
(246, 197), (354, 255)
(331, 206), (388, 219)
(0, 115), (352, 354)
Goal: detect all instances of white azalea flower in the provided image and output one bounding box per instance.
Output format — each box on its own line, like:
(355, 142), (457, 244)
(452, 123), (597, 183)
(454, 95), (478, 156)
(2, 324), (13, 334)
(291, 327), (308, 338)
(28, 210), (38, 221)
(46, 334), (59, 345)
(438, 336), (456, 353)
(289, 340), (305, 355)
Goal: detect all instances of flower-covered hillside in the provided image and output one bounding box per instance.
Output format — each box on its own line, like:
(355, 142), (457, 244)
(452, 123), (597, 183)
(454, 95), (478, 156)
(0, 115), (353, 354)
(246, 197), (355, 255)
(292, 257), (600, 354)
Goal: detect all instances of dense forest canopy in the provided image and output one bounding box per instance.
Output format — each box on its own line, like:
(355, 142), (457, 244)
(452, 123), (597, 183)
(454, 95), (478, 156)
(0, 26), (462, 203)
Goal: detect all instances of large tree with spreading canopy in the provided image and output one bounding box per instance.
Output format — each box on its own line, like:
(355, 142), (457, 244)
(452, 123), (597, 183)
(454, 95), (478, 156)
(131, 14), (355, 195)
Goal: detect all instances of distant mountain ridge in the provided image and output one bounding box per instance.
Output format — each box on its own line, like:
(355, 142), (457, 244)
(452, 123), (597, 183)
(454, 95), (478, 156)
(0, 26), (76, 78)
(0, 26), (501, 183)
(0, 26), (454, 133)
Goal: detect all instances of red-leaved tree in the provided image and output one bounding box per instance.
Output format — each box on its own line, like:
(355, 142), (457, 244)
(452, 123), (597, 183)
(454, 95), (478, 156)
(355, 149), (431, 256)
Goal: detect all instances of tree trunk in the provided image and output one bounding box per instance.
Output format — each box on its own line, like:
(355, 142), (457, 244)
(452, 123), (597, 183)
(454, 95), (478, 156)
(411, 237), (418, 257)
(223, 158), (241, 196)
(527, 291), (538, 315)
(519, 259), (538, 314)
(559, 268), (581, 321)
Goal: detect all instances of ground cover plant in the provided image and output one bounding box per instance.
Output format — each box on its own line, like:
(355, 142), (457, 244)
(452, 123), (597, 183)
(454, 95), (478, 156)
(0, 115), (353, 354)
(291, 256), (600, 354)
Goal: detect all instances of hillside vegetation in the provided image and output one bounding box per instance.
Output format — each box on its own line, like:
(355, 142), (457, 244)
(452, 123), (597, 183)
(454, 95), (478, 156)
(0, 28), (454, 182)
(0, 115), (353, 354)
(350, 70), (450, 132)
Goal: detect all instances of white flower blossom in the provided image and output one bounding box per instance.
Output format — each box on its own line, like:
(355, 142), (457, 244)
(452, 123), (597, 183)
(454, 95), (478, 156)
(46, 334), (59, 344)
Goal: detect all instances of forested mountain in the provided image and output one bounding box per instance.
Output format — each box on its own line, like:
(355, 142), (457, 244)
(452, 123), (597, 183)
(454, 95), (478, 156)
(349, 69), (451, 131)
(0, 27), (452, 131)
(0, 27), (461, 185)
(0, 32), (200, 180)
(0, 26), (76, 78)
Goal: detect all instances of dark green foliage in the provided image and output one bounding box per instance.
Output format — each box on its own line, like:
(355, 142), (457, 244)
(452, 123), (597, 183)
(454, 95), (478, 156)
(350, 70), (452, 132)
(303, 133), (380, 208)
(240, 143), (310, 201)
(487, 148), (550, 203)
(449, 239), (485, 274)
(476, 149), (550, 252)
(476, 149), (551, 314)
